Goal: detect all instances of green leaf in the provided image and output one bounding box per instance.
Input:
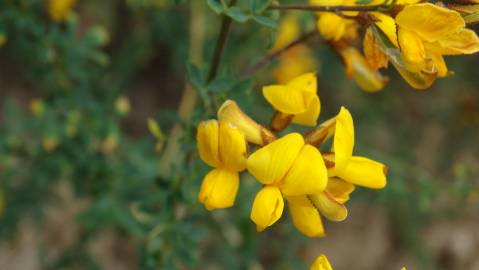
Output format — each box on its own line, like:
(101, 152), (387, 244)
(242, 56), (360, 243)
(253, 15), (277, 29)
(208, 75), (237, 93)
(186, 63), (206, 90)
(207, 0), (224, 14)
(226, 7), (250, 23)
(249, 0), (273, 14)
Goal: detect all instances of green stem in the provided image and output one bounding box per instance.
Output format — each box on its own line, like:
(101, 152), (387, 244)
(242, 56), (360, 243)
(207, 0), (237, 83)
(241, 30), (319, 78)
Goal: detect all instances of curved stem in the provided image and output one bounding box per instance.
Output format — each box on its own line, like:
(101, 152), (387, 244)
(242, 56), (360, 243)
(207, 10), (234, 83)
(241, 30), (319, 78)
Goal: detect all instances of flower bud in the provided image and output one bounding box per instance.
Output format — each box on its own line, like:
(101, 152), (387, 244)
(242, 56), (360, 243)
(218, 100), (275, 145)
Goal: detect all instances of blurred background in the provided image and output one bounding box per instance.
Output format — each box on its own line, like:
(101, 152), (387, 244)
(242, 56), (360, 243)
(0, 0), (478, 269)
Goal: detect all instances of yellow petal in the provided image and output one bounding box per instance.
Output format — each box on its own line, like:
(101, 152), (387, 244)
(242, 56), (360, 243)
(250, 186), (284, 231)
(263, 85), (315, 114)
(247, 133), (304, 185)
(437, 29), (479, 55)
(272, 45), (318, 84)
(272, 15), (300, 52)
(309, 192), (348, 222)
(332, 107), (354, 173)
(317, 14), (345, 41)
(281, 145), (328, 196)
(197, 120), (220, 167)
(326, 177), (355, 204)
(287, 196), (325, 238)
(396, 3), (465, 42)
(217, 100), (276, 146)
(218, 122), (247, 172)
(427, 50), (448, 77)
(339, 46), (387, 92)
(371, 12), (398, 48)
(337, 156), (387, 189)
(363, 27), (389, 72)
(369, 26), (437, 90)
(398, 27), (427, 73)
(310, 254), (333, 270)
(287, 72), (317, 93)
(198, 168), (239, 210)
(292, 96), (321, 126)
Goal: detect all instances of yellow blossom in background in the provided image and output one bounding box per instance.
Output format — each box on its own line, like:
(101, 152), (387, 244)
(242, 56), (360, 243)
(43, 136), (59, 153)
(101, 134), (119, 155)
(310, 254), (333, 270)
(115, 96), (131, 115)
(310, 0), (358, 41)
(263, 73), (320, 130)
(48, 0), (77, 22)
(271, 14), (317, 84)
(197, 120), (247, 210)
(272, 46), (317, 84)
(30, 98), (45, 117)
(247, 133), (328, 232)
(336, 44), (388, 92)
(271, 14), (301, 52)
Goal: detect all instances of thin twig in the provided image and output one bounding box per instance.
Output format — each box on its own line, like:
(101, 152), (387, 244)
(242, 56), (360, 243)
(268, 4), (392, 12)
(205, 0), (237, 112)
(207, 13), (234, 83)
(241, 30), (319, 78)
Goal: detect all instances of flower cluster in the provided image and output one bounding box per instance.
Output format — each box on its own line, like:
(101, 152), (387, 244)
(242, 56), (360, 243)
(278, 1), (479, 91)
(196, 73), (387, 237)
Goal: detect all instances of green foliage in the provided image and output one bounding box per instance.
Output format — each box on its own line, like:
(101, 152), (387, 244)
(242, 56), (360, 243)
(0, 1), (478, 270)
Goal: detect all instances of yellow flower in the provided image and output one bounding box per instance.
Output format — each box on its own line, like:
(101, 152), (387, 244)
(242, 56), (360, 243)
(263, 73), (321, 130)
(217, 100), (275, 146)
(197, 120), (247, 210)
(299, 107), (387, 224)
(115, 96), (131, 115)
(30, 98), (45, 117)
(336, 44), (388, 92)
(310, 254), (333, 270)
(320, 107), (387, 189)
(310, 0), (359, 41)
(271, 14), (301, 52)
(247, 133), (328, 231)
(373, 3), (479, 87)
(48, 0), (77, 22)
